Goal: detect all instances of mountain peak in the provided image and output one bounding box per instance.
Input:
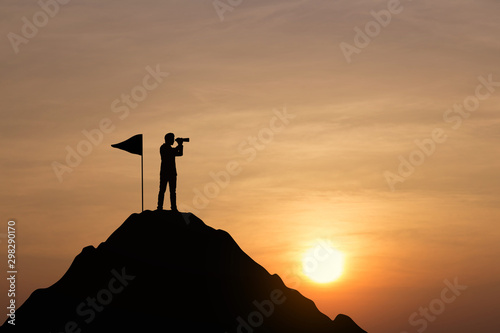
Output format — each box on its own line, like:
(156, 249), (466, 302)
(2, 210), (367, 333)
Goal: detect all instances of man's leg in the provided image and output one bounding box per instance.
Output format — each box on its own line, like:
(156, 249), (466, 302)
(157, 175), (167, 210)
(169, 175), (177, 211)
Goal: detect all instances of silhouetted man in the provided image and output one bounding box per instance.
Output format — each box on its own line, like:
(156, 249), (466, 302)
(157, 133), (183, 211)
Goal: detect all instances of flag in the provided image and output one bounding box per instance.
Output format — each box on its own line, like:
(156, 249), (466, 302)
(111, 134), (143, 155)
(111, 134), (144, 211)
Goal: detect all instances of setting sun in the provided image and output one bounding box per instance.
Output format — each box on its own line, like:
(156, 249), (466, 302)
(302, 241), (345, 284)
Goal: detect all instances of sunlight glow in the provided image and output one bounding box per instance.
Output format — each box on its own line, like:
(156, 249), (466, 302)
(302, 241), (344, 284)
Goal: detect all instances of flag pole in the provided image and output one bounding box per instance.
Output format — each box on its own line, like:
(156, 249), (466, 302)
(110, 134), (144, 212)
(141, 145), (144, 212)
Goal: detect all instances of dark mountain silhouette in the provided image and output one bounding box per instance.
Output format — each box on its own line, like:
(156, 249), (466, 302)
(1, 210), (367, 332)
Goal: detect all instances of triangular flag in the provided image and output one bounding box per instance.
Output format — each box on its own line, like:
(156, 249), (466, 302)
(111, 134), (143, 155)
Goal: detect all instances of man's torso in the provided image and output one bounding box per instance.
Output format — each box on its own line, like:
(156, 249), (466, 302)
(160, 144), (177, 175)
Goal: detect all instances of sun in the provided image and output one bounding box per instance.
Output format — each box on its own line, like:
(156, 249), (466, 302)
(302, 241), (344, 284)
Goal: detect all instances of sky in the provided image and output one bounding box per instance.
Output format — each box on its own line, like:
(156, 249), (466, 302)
(1, 0), (500, 332)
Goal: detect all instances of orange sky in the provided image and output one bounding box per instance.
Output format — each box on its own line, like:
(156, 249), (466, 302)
(1, 1), (500, 332)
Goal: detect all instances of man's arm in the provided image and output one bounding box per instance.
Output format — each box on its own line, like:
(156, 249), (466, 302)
(175, 143), (183, 156)
(159, 144), (166, 160)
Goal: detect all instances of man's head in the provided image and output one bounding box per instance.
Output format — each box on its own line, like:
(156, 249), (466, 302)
(165, 133), (175, 145)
